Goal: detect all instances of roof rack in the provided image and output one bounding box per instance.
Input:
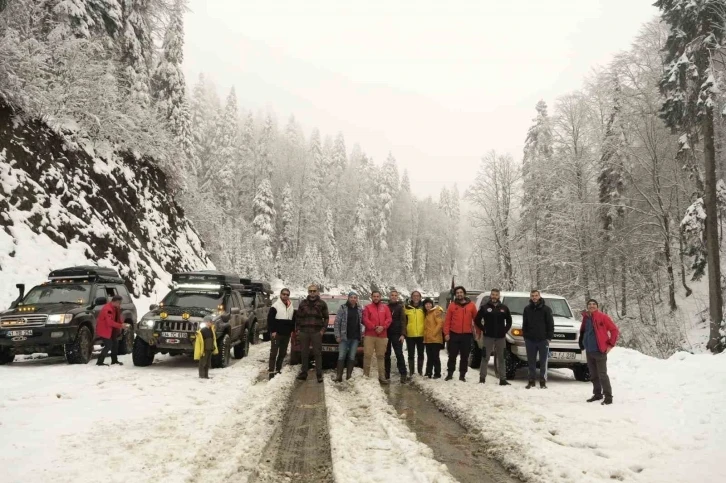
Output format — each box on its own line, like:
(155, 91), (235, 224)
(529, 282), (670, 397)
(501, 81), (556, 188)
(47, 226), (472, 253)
(172, 271), (242, 286)
(48, 266), (123, 283)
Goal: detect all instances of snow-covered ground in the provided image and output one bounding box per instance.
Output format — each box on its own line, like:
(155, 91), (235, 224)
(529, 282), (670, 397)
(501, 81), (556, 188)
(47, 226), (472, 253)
(0, 344), (295, 483)
(413, 348), (726, 483)
(325, 374), (456, 483)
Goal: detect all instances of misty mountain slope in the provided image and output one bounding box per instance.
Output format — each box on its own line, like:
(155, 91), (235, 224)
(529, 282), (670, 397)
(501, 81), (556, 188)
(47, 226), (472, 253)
(0, 99), (213, 307)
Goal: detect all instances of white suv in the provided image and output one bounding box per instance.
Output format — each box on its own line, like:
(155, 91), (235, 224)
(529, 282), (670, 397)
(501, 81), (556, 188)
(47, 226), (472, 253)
(472, 291), (590, 381)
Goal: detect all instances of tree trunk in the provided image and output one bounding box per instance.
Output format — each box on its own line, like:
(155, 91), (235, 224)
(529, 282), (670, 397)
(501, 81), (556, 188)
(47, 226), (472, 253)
(663, 215), (677, 311)
(534, 216), (541, 288)
(620, 254), (627, 316)
(703, 110), (724, 353)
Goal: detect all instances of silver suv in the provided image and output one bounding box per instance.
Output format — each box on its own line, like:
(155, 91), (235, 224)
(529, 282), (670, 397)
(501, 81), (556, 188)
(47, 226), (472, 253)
(473, 291), (590, 381)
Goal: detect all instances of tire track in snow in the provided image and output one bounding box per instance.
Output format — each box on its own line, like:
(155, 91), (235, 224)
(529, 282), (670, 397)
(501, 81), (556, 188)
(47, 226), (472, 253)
(324, 372), (458, 483)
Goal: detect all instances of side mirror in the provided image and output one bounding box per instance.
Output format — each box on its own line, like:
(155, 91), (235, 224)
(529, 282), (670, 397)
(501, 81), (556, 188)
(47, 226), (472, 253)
(149, 304), (159, 311)
(231, 307), (240, 315)
(9, 300), (18, 309)
(94, 297), (107, 307)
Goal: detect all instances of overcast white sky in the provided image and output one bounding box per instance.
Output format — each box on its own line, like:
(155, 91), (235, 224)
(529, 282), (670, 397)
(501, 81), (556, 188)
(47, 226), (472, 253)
(183, 0), (659, 198)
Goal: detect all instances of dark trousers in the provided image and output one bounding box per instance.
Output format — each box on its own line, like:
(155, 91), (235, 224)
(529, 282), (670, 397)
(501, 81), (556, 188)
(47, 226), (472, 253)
(97, 337), (118, 365)
(299, 328), (323, 376)
(406, 336), (425, 375)
(199, 349), (212, 378)
(269, 333), (291, 374)
(385, 336), (408, 378)
(425, 343), (442, 377)
(587, 352), (612, 397)
(525, 339), (549, 381)
(446, 332), (472, 376)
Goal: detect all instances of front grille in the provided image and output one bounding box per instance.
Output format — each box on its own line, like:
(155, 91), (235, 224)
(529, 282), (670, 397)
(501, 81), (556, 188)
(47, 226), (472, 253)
(1, 314), (48, 328)
(552, 332), (577, 341)
(322, 333), (338, 345)
(156, 320), (199, 332)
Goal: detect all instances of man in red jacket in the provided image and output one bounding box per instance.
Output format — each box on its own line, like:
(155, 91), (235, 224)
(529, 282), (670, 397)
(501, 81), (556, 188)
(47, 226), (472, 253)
(579, 299), (619, 405)
(362, 290), (392, 383)
(96, 295), (124, 366)
(444, 286), (478, 382)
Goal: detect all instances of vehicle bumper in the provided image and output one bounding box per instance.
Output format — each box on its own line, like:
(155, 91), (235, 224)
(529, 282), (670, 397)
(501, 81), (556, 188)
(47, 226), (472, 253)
(0, 326), (76, 352)
(137, 328), (195, 352)
(507, 338), (587, 365)
(291, 333), (365, 356)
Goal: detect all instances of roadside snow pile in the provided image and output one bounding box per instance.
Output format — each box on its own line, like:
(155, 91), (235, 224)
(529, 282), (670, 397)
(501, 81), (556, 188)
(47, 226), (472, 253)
(0, 99), (212, 309)
(0, 344), (295, 483)
(414, 348), (726, 483)
(325, 373), (456, 483)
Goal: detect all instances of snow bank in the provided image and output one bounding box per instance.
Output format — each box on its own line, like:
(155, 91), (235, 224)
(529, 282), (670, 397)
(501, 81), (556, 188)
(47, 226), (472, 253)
(325, 374), (456, 482)
(413, 348), (726, 483)
(0, 345), (294, 483)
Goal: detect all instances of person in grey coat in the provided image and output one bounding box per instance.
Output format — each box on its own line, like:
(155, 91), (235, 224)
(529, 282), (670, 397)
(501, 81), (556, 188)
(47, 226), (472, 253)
(333, 291), (364, 382)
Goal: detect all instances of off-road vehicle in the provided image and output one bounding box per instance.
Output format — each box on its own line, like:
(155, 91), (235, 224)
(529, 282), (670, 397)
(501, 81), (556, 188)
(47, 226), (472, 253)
(240, 280), (272, 343)
(0, 266), (137, 365)
(133, 271), (254, 368)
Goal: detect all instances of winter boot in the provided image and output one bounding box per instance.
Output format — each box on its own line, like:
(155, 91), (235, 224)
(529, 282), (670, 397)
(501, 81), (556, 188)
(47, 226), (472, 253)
(526, 380), (535, 389)
(269, 372), (276, 380)
(433, 374), (442, 379)
(499, 379), (510, 386)
(459, 374), (466, 382)
(317, 373), (324, 383)
(379, 378), (390, 385)
(296, 372), (307, 381)
(479, 377), (486, 384)
(540, 380), (547, 389)
(346, 360), (355, 380)
(334, 361), (344, 383)
(587, 394), (604, 403)
(401, 374), (408, 384)
(445, 373), (454, 381)
(602, 396), (613, 405)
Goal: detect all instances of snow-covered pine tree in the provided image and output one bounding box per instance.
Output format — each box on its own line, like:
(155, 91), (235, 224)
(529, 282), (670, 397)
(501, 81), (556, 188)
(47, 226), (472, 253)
(258, 112), (274, 181)
(215, 87), (240, 212)
(402, 238), (414, 282)
(46, 0), (123, 39)
(279, 183), (295, 256)
(401, 169), (411, 193)
(253, 178), (276, 259)
(303, 244), (325, 286)
(323, 208), (342, 280)
(598, 77), (627, 233)
(151, 0), (194, 170)
(332, 132), (347, 176)
(120, 0), (153, 108)
(352, 197), (368, 268)
(377, 153), (400, 250)
(656, 0), (725, 353)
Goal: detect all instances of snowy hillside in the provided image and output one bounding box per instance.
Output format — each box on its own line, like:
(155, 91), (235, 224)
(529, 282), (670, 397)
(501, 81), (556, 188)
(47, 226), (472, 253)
(0, 99), (213, 308)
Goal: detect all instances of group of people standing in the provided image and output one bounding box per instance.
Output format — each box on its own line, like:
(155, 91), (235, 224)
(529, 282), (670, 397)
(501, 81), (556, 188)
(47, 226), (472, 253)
(265, 284), (619, 405)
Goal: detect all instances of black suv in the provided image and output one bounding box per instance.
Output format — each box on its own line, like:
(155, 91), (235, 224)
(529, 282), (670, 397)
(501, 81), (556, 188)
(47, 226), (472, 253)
(133, 271), (254, 368)
(240, 279), (272, 344)
(0, 266), (137, 365)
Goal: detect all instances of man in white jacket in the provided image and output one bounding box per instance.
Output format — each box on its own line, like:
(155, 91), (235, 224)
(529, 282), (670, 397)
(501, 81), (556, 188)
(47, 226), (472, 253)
(268, 288), (295, 379)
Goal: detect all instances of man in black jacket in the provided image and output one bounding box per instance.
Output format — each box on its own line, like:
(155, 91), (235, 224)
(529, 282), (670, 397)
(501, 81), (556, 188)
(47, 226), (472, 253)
(385, 290), (408, 383)
(474, 289), (512, 386)
(296, 284), (329, 383)
(522, 290), (555, 388)
(268, 288), (296, 380)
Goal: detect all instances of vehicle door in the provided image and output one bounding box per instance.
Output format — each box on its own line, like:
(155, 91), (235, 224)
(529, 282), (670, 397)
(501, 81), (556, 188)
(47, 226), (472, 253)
(230, 292), (244, 341)
(92, 286), (118, 338)
(114, 284), (136, 324)
(255, 293), (267, 331)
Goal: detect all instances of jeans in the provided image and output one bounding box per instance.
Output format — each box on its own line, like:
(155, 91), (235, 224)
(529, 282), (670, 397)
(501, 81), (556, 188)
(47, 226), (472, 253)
(425, 343), (442, 377)
(363, 336), (387, 379)
(482, 336), (506, 381)
(269, 333), (291, 373)
(385, 336), (408, 377)
(97, 337), (118, 365)
(338, 339), (359, 362)
(406, 336), (425, 375)
(525, 338), (549, 381)
(446, 332), (472, 376)
(199, 349), (212, 378)
(299, 328), (323, 377)
(587, 351), (612, 397)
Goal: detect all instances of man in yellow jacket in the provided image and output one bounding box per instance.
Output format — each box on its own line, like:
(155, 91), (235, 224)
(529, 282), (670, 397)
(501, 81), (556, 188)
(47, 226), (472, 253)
(194, 315), (219, 379)
(404, 291), (426, 376)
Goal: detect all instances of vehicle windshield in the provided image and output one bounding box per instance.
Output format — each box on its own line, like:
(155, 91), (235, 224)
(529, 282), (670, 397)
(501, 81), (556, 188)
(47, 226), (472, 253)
(242, 294), (254, 307)
(162, 290), (223, 311)
(480, 296), (573, 318)
(22, 284), (92, 305)
(324, 299), (347, 313)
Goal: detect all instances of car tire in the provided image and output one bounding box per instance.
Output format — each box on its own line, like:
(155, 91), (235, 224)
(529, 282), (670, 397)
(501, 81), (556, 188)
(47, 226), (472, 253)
(573, 363), (591, 382)
(289, 350), (301, 365)
(233, 329), (249, 359)
(212, 334), (231, 368)
(469, 342), (482, 369)
(65, 325), (93, 364)
(0, 347), (15, 365)
(118, 326), (134, 355)
(505, 349), (518, 380)
(250, 322), (259, 345)
(132, 336), (155, 366)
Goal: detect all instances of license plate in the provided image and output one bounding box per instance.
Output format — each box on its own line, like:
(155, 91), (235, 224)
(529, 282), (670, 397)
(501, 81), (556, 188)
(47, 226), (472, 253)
(549, 351), (577, 360)
(321, 346), (338, 352)
(7, 330), (33, 337)
(161, 332), (187, 339)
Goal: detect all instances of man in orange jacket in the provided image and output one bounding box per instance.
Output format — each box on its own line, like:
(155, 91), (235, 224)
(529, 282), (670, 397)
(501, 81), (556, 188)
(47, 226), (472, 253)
(96, 295), (124, 366)
(444, 286), (478, 381)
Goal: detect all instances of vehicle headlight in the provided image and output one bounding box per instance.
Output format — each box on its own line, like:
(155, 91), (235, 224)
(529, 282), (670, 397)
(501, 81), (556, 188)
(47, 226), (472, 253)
(47, 314), (73, 324)
(510, 328), (523, 337)
(139, 316), (156, 329)
(199, 321), (210, 330)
